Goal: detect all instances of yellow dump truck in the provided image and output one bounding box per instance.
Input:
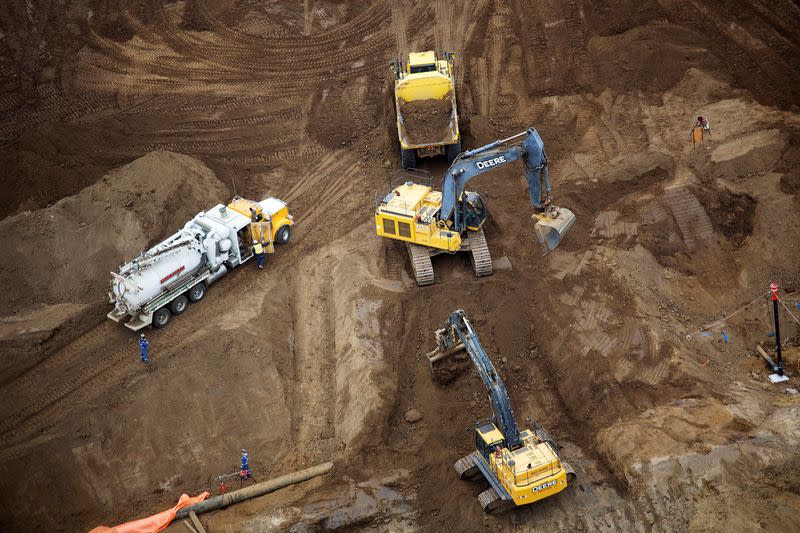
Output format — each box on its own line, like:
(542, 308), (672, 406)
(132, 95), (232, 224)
(390, 51), (461, 168)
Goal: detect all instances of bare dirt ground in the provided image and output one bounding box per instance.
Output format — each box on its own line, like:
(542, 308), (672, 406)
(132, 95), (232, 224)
(1, 1), (800, 532)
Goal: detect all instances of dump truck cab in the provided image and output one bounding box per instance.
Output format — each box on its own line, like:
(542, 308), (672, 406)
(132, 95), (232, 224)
(406, 51), (444, 75)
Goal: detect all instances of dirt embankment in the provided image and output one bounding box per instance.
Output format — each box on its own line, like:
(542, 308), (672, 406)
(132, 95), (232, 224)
(0, 220), (405, 532)
(0, 151), (228, 382)
(399, 95), (454, 144)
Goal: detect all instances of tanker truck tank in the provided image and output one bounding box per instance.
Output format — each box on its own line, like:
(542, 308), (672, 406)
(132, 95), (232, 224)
(110, 235), (205, 315)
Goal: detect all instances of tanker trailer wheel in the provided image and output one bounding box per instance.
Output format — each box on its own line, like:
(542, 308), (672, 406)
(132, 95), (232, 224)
(152, 307), (171, 329)
(188, 283), (206, 303)
(169, 294), (189, 315)
(275, 225), (291, 244)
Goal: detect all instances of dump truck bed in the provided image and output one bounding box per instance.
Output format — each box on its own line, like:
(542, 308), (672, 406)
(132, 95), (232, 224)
(395, 70), (458, 148)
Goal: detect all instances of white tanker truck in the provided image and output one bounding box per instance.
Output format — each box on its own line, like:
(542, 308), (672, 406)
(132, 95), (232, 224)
(107, 196), (293, 330)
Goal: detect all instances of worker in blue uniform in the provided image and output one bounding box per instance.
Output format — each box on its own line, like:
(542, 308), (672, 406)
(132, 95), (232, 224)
(240, 448), (254, 485)
(139, 333), (150, 364)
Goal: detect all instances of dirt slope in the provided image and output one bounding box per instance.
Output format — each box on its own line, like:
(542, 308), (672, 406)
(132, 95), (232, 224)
(1, 1), (800, 532)
(0, 151), (228, 382)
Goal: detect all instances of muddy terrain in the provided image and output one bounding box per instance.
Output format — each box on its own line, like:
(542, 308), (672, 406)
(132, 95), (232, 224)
(1, 1), (799, 532)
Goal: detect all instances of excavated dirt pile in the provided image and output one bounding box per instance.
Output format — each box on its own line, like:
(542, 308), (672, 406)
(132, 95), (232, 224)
(2, 1), (800, 532)
(399, 96), (454, 144)
(0, 151), (228, 382)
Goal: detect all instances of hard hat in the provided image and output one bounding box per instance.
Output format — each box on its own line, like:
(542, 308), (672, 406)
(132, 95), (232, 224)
(140, 333), (146, 339)
(241, 448), (246, 453)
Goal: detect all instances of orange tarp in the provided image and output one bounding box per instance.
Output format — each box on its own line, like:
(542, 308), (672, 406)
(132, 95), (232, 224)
(89, 492), (210, 533)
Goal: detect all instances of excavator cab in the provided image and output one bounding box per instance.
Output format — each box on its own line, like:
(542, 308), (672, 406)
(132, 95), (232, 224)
(476, 423), (506, 462)
(462, 192), (487, 231)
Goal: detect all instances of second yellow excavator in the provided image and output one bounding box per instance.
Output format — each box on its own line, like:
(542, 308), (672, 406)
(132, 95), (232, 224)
(426, 309), (576, 513)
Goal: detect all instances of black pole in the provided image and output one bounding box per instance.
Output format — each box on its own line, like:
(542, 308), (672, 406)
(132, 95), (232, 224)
(771, 282), (784, 376)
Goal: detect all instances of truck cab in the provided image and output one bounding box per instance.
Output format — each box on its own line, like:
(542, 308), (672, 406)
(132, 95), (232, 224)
(227, 196), (294, 246)
(407, 51), (439, 74)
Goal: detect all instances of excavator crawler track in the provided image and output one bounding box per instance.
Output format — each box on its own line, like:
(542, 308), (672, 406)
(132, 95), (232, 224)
(406, 242), (434, 286)
(454, 453), (481, 481)
(478, 487), (513, 514)
(468, 228), (492, 277)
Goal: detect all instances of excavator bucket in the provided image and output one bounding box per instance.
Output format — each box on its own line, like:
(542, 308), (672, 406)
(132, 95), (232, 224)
(425, 327), (467, 382)
(532, 207), (576, 253)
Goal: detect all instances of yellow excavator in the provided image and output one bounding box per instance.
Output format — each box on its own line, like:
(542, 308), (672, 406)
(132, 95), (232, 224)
(374, 128), (575, 285)
(426, 310), (575, 513)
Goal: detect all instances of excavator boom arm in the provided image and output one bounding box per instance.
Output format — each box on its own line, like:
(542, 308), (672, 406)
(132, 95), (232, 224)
(445, 310), (522, 449)
(439, 128), (552, 231)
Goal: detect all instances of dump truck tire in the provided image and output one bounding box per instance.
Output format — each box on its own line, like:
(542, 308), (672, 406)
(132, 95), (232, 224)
(275, 225), (291, 244)
(401, 148), (417, 169)
(446, 139), (462, 164)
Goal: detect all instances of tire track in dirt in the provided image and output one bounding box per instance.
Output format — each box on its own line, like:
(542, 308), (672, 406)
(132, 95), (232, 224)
(293, 157), (363, 236)
(664, 187), (714, 252)
(131, 130), (305, 155)
(197, 1), (391, 49)
(221, 143), (326, 165)
(0, 91), (117, 143)
(391, 2), (409, 57)
(289, 251), (337, 454)
(284, 151), (344, 203)
(169, 108), (304, 132)
(77, 3), (396, 96)
(0, 322), (141, 448)
(565, 0), (591, 85)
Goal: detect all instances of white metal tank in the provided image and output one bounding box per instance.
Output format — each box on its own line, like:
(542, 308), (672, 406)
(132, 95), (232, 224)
(111, 235), (205, 314)
(109, 203), (246, 323)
